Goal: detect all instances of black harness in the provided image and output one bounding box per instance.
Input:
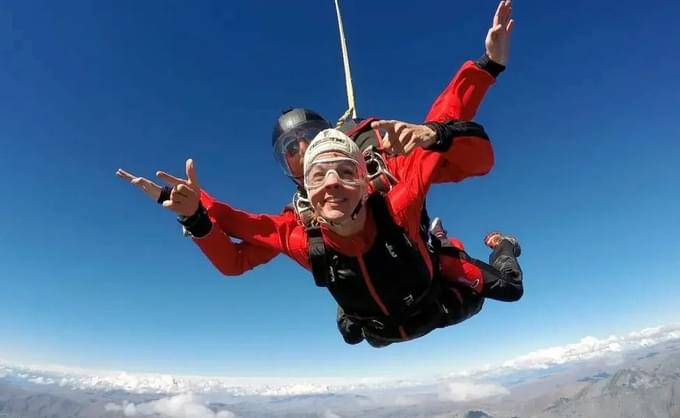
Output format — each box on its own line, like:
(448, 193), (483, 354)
(305, 193), (455, 341)
(292, 116), (476, 342)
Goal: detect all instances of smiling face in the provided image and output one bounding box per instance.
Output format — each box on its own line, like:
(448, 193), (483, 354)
(305, 151), (366, 223)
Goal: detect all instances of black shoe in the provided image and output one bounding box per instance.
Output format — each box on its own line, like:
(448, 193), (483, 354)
(484, 231), (521, 257)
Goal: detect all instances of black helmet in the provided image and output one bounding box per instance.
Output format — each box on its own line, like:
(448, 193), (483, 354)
(272, 108), (332, 180)
(271, 108), (331, 146)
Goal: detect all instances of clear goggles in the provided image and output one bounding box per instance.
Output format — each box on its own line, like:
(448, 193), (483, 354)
(273, 125), (326, 178)
(304, 157), (365, 190)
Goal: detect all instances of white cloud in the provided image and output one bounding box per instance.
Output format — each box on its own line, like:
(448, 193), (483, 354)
(0, 360), (397, 397)
(1, 323), (678, 400)
(445, 324), (680, 380)
(503, 325), (680, 370)
(28, 376), (56, 385)
(321, 410), (342, 418)
(437, 380), (509, 402)
(104, 393), (235, 418)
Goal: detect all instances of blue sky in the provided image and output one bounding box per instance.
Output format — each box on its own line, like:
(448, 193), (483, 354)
(0, 0), (678, 379)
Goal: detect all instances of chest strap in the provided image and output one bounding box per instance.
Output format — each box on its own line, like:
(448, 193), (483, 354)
(308, 224), (329, 288)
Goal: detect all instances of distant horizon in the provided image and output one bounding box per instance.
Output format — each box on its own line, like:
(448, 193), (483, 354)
(2, 323), (678, 387)
(2, 324), (679, 418)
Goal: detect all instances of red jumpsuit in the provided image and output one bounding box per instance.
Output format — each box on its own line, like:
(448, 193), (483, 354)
(196, 59), (498, 279)
(192, 119), (492, 343)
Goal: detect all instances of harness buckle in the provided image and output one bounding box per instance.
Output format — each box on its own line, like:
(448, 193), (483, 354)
(363, 147), (398, 193)
(369, 319), (385, 330)
(292, 191), (314, 227)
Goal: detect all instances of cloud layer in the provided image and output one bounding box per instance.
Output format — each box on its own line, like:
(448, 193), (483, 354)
(1, 324), (678, 400)
(445, 324), (680, 380)
(438, 380), (510, 402)
(104, 393), (235, 418)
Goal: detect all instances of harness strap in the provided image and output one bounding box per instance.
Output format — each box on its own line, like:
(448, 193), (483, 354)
(345, 117), (377, 138)
(308, 225), (329, 288)
(354, 194), (445, 326)
(345, 271), (446, 340)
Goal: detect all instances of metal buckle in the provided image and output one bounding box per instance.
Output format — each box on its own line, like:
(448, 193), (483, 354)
(363, 147), (398, 191)
(293, 191), (314, 225)
(370, 319), (385, 330)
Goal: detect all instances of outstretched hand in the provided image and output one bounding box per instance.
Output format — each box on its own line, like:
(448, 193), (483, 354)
(155, 159), (202, 217)
(116, 168), (163, 201)
(117, 159), (202, 217)
(485, 0), (514, 66)
(371, 120), (436, 156)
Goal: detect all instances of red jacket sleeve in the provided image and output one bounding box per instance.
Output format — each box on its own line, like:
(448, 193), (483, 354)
(194, 191), (311, 272)
(382, 120), (493, 232)
(386, 121), (493, 201)
(195, 237), (279, 276)
(424, 60), (497, 123)
(422, 60), (496, 184)
(430, 131), (494, 183)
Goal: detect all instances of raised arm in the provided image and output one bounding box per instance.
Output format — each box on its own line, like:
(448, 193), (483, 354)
(424, 60), (498, 123)
(425, 0), (514, 123)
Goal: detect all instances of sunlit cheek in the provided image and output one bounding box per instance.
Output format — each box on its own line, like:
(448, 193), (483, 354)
(345, 184), (363, 202)
(309, 189), (325, 211)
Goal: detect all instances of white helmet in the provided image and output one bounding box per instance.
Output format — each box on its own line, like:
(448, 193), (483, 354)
(303, 128), (367, 178)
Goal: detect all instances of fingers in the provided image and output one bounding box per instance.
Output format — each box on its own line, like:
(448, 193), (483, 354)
(131, 176), (159, 189)
(501, 1), (512, 28)
(185, 158), (200, 188)
(402, 134), (422, 154)
(156, 159), (200, 191)
(130, 177), (148, 188)
(162, 194), (199, 217)
(370, 120), (400, 130)
(385, 132), (405, 155)
(125, 175), (162, 200)
(169, 184), (198, 204)
(174, 183), (197, 199)
(506, 19), (515, 33)
(156, 170), (187, 186)
(170, 190), (190, 204)
(375, 121), (406, 155)
(117, 168), (162, 191)
(499, 1), (508, 23)
(494, 0), (512, 29)
(118, 164), (197, 207)
(371, 120), (428, 156)
(116, 168), (138, 182)
(493, 0), (504, 26)
(398, 129), (416, 154)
